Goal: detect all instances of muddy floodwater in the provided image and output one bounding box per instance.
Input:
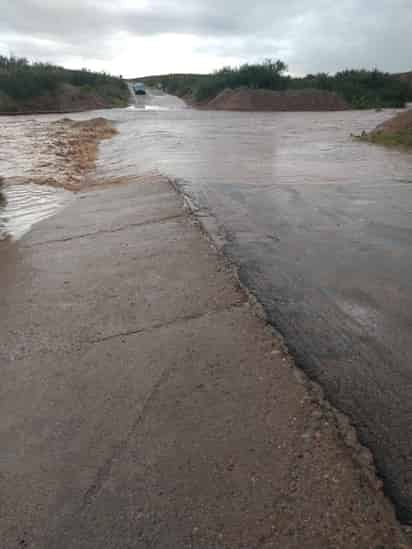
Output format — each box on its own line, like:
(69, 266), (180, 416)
(2, 93), (412, 522)
(0, 184), (70, 241)
(0, 115), (75, 241)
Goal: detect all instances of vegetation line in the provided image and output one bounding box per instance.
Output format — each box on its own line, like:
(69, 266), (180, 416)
(0, 56), (129, 113)
(140, 59), (412, 109)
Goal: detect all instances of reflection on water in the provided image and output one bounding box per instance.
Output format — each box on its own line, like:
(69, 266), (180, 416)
(0, 183), (71, 241)
(93, 106), (412, 198)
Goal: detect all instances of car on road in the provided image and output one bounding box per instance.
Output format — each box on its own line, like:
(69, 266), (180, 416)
(133, 82), (146, 95)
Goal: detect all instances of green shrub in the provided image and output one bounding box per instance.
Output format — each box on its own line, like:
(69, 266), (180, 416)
(0, 55), (128, 109)
(146, 63), (408, 109)
(0, 91), (17, 112)
(289, 69), (408, 108)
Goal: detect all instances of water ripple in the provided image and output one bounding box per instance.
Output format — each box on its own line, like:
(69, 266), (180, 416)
(0, 183), (71, 241)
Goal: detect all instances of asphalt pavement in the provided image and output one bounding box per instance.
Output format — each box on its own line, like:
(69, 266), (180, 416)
(193, 175), (412, 523)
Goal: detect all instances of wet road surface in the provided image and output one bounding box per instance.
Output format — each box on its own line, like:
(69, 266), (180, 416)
(2, 177), (408, 548)
(1, 95), (412, 522)
(0, 184), (70, 241)
(99, 100), (412, 522)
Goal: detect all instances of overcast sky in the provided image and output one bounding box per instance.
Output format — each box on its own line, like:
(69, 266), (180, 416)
(0, 0), (411, 77)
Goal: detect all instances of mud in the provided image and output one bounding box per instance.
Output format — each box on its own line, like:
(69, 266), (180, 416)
(357, 109), (412, 148)
(200, 87), (349, 111)
(373, 109), (412, 133)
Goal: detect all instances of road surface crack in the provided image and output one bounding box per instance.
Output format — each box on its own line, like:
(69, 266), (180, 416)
(22, 213), (184, 247)
(80, 301), (247, 508)
(86, 300), (247, 345)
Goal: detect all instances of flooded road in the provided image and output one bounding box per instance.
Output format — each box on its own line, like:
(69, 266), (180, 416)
(0, 184), (70, 241)
(0, 115), (76, 241)
(1, 93), (412, 521)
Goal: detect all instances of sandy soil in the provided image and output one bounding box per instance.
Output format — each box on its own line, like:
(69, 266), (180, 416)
(373, 109), (412, 133)
(357, 109), (412, 147)
(199, 88), (349, 111)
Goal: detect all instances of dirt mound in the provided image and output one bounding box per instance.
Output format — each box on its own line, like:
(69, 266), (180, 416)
(202, 88), (348, 111)
(358, 110), (412, 148)
(396, 71), (412, 84)
(373, 109), (412, 134)
(60, 117), (118, 140)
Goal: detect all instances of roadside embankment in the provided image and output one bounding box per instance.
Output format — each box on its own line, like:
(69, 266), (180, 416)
(0, 84), (127, 115)
(357, 109), (412, 147)
(0, 168), (410, 546)
(0, 56), (129, 115)
(196, 87), (349, 111)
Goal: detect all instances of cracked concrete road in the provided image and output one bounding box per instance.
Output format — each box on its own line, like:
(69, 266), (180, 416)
(0, 178), (409, 548)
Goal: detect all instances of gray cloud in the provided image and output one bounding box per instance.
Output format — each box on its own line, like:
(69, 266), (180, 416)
(0, 0), (411, 74)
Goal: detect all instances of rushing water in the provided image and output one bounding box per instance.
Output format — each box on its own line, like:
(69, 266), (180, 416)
(1, 95), (410, 243)
(94, 102), (412, 190)
(0, 114), (74, 241)
(0, 184), (70, 241)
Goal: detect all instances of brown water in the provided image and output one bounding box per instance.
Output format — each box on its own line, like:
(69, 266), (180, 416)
(0, 184), (70, 242)
(2, 96), (410, 243)
(91, 99), (412, 193)
(0, 115), (74, 241)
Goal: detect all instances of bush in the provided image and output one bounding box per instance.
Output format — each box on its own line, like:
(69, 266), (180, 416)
(0, 91), (17, 112)
(0, 56), (129, 109)
(289, 69), (408, 108)
(192, 59), (288, 102)
(147, 63), (408, 109)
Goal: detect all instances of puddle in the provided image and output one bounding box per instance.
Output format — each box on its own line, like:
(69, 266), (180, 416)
(0, 183), (71, 242)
